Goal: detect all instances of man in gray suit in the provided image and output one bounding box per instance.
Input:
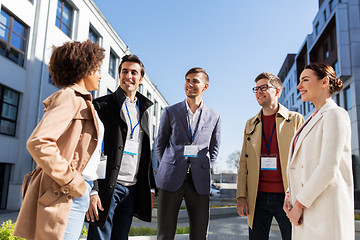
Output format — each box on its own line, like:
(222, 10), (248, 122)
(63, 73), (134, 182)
(155, 67), (221, 240)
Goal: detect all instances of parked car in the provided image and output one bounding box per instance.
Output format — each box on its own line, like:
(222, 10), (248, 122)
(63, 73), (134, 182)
(210, 184), (221, 197)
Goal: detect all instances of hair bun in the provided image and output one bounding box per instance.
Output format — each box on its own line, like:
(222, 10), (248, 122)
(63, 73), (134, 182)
(331, 77), (343, 93)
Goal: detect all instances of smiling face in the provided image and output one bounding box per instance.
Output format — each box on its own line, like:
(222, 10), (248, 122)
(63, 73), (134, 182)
(298, 69), (329, 103)
(83, 68), (101, 91)
(255, 78), (280, 108)
(119, 61), (143, 96)
(184, 72), (208, 99)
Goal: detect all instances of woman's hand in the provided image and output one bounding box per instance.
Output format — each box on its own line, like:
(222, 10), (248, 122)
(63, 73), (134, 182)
(287, 200), (304, 226)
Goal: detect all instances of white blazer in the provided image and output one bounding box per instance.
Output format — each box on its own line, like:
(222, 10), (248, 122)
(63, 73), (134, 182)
(287, 99), (354, 240)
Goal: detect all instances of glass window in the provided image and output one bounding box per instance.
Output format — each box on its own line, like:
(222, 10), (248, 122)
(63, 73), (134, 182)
(147, 91), (151, 100)
(160, 107), (164, 116)
(138, 83), (143, 94)
(0, 9), (28, 66)
(303, 102), (307, 115)
(154, 100), (158, 117)
(330, 0), (336, 12)
(323, 9), (327, 22)
(330, 31), (335, 51)
(0, 85), (19, 136)
(152, 124), (156, 140)
(315, 22), (319, 35)
(344, 86), (351, 110)
(89, 25), (100, 43)
(332, 61), (339, 74)
(336, 93), (340, 105)
(108, 51), (117, 78)
(0, 163), (11, 209)
(56, 0), (73, 37)
(291, 93), (294, 106)
(323, 41), (329, 60)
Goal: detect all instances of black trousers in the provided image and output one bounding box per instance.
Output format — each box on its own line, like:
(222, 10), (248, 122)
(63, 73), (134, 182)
(157, 173), (210, 240)
(249, 192), (291, 240)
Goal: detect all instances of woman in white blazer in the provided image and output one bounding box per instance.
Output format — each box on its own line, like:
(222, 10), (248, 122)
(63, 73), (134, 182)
(284, 63), (354, 240)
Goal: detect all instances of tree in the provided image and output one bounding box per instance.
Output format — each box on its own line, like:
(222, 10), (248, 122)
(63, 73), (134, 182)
(226, 150), (241, 171)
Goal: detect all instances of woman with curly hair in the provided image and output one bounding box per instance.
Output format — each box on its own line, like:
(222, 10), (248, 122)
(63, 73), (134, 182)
(284, 63), (354, 239)
(13, 39), (105, 240)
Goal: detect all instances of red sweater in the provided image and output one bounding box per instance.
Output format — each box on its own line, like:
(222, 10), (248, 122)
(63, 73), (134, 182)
(258, 114), (284, 193)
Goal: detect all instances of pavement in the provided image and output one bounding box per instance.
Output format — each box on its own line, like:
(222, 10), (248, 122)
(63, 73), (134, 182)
(2, 207), (360, 240)
(1, 196), (360, 239)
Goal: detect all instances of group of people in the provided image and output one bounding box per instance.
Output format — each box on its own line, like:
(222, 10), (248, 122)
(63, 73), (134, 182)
(11, 39), (354, 240)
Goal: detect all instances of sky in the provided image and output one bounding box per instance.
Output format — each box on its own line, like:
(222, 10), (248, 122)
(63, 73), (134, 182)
(92, 0), (319, 173)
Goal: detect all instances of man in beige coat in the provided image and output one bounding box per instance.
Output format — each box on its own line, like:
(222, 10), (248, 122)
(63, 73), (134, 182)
(236, 72), (304, 239)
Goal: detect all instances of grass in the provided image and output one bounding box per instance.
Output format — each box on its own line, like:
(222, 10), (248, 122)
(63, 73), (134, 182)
(129, 225), (189, 236)
(355, 213), (360, 221)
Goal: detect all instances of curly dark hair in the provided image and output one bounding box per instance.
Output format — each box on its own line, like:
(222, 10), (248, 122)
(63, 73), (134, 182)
(48, 40), (105, 87)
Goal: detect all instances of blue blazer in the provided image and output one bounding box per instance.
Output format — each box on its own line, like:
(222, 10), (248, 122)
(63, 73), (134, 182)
(155, 100), (221, 195)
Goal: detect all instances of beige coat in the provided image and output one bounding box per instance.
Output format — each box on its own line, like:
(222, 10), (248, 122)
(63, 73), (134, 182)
(237, 104), (304, 228)
(13, 84), (98, 240)
(287, 99), (354, 240)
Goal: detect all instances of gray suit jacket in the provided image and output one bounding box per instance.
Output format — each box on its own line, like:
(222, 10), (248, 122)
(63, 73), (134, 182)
(155, 100), (221, 195)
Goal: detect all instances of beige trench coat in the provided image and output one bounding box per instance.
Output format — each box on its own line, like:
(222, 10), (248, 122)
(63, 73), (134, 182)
(13, 84), (98, 240)
(236, 104), (304, 228)
(287, 99), (354, 240)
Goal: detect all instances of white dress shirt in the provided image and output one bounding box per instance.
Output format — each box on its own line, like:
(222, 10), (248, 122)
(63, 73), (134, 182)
(117, 97), (143, 186)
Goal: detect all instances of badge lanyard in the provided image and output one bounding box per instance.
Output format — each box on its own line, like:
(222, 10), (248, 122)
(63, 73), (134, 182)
(124, 98), (141, 139)
(187, 110), (202, 143)
(262, 122), (276, 155)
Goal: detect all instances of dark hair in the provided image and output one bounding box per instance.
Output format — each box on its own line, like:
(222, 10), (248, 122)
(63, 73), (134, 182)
(118, 54), (145, 77)
(305, 63), (343, 94)
(185, 67), (209, 83)
(254, 72), (283, 90)
(48, 40), (105, 87)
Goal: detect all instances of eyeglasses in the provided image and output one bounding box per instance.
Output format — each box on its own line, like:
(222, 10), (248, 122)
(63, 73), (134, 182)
(252, 84), (277, 93)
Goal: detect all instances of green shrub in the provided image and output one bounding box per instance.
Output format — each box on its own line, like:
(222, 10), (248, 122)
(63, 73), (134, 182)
(0, 220), (25, 240)
(175, 226), (189, 234)
(81, 225), (88, 238)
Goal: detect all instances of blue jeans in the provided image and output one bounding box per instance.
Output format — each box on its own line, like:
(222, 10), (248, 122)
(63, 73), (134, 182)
(87, 183), (135, 240)
(249, 192), (291, 240)
(64, 180), (93, 240)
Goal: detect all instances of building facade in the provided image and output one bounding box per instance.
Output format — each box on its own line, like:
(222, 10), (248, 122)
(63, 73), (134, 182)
(0, 0), (168, 210)
(278, 0), (360, 207)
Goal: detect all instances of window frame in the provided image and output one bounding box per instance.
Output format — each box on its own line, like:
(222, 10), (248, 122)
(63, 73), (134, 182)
(56, 0), (73, 37)
(108, 50), (117, 79)
(0, 85), (20, 136)
(88, 24), (101, 43)
(0, 8), (28, 66)
(344, 86), (351, 110)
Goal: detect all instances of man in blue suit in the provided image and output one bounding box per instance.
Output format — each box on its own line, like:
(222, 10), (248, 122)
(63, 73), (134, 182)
(155, 67), (221, 240)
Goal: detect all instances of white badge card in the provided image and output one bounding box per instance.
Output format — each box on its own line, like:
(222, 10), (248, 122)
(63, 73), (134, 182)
(124, 140), (139, 156)
(260, 155), (277, 170)
(96, 155), (107, 179)
(184, 145), (198, 157)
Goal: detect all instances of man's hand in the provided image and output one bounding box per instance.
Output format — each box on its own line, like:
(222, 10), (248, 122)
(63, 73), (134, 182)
(283, 192), (292, 214)
(151, 192), (155, 210)
(237, 197), (249, 217)
(86, 194), (104, 222)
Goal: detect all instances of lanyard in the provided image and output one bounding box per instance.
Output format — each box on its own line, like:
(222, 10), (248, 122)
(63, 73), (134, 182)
(187, 110), (202, 143)
(262, 122), (276, 155)
(124, 98), (141, 139)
